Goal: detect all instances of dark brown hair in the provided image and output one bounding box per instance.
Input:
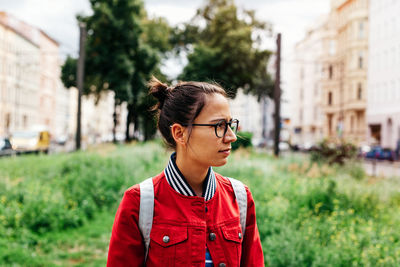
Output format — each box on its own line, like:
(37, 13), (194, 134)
(148, 76), (227, 149)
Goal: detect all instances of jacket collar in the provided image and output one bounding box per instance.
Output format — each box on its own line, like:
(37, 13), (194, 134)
(164, 152), (216, 201)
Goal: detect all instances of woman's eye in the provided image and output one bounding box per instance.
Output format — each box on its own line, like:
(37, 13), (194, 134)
(218, 121), (226, 128)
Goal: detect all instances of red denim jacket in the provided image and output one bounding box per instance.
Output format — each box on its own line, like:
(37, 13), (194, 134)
(107, 172), (264, 267)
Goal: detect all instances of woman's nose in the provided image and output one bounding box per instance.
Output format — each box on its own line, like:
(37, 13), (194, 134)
(223, 127), (237, 143)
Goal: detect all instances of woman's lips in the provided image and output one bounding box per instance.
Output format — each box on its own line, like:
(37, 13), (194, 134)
(219, 148), (231, 156)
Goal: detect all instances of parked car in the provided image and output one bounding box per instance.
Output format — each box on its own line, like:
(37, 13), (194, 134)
(10, 130), (50, 154)
(358, 144), (371, 158)
(279, 141), (290, 151)
(0, 137), (16, 156)
(365, 146), (396, 161)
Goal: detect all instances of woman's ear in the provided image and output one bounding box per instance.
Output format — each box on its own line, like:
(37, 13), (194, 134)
(170, 123), (187, 146)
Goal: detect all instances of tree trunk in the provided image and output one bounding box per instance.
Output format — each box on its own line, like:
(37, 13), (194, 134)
(125, 103), (134, 142)
(113, 101), (117, 143)
(133, 113), (139, 140)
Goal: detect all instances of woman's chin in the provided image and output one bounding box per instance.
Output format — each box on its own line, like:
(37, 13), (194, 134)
(212, 158), (228, 167)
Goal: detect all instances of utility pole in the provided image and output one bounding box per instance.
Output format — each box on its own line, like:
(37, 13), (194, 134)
(76, 22), (86, 150)
(273, 33), (281, 157)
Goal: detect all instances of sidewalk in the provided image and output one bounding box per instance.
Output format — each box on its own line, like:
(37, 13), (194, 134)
(363, 160), (400, 178)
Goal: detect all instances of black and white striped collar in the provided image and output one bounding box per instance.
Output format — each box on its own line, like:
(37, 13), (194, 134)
(164, 152), (216, 201)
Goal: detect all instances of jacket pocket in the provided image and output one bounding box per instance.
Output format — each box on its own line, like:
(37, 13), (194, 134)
(221, 225), (243, 244)
(147, 225), (188, 266)
(220, 224), (243, 267)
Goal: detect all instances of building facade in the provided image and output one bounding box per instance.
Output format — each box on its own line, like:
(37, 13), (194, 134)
(38, 30), (61, 132)
(229, 88), (274, 146)
(0, 12), (41, 136)
(367, 0), (400, 149)
(320, 14), (340, 140)
(68, 88), (128, 148)
(323, 0), (369, 144)
(0, 12), (129, 147)
(292, 16), (327, 148)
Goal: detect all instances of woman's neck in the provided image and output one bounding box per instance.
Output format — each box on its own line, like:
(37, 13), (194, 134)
(175, 152), (208, 197)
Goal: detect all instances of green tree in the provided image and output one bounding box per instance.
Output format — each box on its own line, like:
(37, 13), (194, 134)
(176, 0), (273, 99)
(126, 15), (172, 141)
(61, 0), (172, 142)
(60, 56), (77, 89)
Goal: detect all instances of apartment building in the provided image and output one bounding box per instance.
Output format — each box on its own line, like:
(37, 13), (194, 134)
(0, 12), (129, 146)
(323, 0), (369, 143)
(367, 0), (400, 149)
(229, 88), (274, 146)
(292, 16), (328, 147)
(0, 12), (41, 136)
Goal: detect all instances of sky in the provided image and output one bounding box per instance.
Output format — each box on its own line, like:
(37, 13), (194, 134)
(0, 0), (331, 115)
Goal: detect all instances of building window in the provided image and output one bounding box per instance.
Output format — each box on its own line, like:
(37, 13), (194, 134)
(328, 92), (333, 105)
(329, 65), (333, 79)
(329, 40), (336, 55)
(350, 116), (354, 133)
(358, 21), (364, 39)
(314, 107), (318, 120)
(358, 52), (364, 69)
(357, 83), (362, 100)
(300, 109), (303, 123)
(5, 113), (11, 130)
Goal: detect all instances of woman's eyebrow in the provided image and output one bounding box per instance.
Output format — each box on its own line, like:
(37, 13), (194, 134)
(209, 118), (232, 123)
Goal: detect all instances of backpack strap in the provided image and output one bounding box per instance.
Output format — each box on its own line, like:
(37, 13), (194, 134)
(138, 177), (154, 262)
(138, 176), (247, 261)
(228, 177), (247, 236)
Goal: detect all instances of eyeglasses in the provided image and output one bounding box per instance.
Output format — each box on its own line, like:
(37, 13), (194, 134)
(184, 119), (239, 138)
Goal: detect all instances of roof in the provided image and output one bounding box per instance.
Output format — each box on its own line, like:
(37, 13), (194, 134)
(0, 11), (59, 47)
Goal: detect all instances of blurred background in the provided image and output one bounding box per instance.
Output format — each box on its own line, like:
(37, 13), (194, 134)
(1, 0), (400, 266)
(1, 0), (399, 161)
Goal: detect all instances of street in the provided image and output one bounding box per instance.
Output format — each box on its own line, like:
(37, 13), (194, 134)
(363, 160), (400, 178)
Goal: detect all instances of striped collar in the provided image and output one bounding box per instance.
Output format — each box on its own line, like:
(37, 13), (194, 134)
(164, 152), (217, 201)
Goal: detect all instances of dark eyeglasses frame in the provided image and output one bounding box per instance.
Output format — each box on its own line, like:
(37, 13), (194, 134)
(182, 119), (239, 138)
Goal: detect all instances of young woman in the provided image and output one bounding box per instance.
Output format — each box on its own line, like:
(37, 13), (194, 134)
(107, 78), (264, 266)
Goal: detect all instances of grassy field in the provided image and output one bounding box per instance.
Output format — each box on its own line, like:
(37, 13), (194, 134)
(1, 141), (400, 266)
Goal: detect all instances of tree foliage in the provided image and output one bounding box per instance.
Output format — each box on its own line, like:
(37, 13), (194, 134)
(61, 56), (77, 89)
(176, 0), (274, 98)
(60, 0), (172, 141)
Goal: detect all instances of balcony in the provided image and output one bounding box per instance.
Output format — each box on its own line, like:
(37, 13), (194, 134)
(323, 104), (340, 114)
(345, 99), (366, 111)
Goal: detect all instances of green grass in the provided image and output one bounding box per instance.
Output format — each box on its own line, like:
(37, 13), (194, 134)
(1, 142), (400, 266)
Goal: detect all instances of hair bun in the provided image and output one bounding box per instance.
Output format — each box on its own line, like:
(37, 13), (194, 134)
(148, 76), (170, 110)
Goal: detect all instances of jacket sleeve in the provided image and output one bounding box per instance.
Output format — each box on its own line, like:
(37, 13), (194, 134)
(240, 186), (265, 267)
(107, 186), (145, 267)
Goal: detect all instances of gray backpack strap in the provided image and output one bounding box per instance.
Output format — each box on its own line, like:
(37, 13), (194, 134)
(138, 177), (154, 262)
(228, 177), (247, 236)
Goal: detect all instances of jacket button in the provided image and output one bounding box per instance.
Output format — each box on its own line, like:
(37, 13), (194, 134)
(218, 263), (226, 267)
(238, 232), (242, 239)
(163, 235), (170, 243)
(209, 232), (216, 241)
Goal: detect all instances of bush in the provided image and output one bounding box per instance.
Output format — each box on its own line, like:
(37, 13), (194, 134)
(232, 131), (253, 150)
(310, 139), (358, 165)
(2, 142), (400, 266)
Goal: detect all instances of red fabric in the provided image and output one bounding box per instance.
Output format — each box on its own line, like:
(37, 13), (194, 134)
(107, 172), (264, 267)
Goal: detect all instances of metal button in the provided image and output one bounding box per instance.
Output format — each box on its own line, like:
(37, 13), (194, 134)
(209, 232), (216, 241)
(219, 263), (226, 267)
(163, 235), (170, 243)
(238, 232), (242, 239)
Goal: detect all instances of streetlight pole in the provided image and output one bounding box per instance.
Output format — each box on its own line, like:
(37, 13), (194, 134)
(274, 33), (282, 157)
(76, 22), (86, 150)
